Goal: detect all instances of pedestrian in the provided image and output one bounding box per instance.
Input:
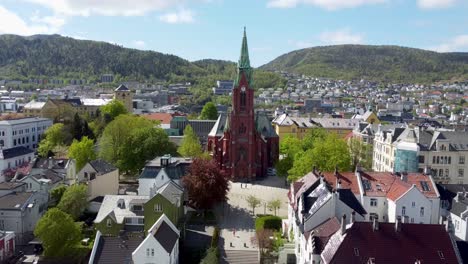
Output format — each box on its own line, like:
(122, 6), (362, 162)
(233, 229), (236, 237)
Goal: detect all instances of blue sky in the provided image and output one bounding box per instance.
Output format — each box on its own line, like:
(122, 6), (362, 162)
(0, 0), (467, 66)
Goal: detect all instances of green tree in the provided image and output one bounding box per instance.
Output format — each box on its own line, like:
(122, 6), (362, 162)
(288, 134), (351, 182)
(178, 125), (203, 158)
(246, 195), (261, 215)
(68, 136), (96, 171)
(267, 199), (282, 216)
(199, 102), (218, 120)
(275, 136), (303, 178)
(38, 123), (66, 157)
(348, 138), (373, 171)
(100, 99), (128, 120)
(200, 247), (219, 264)
(50, 184), (67, 205)
(34, 208), (81, 257)
(57, 184), (88, 220)
(118, 127), (177, 175)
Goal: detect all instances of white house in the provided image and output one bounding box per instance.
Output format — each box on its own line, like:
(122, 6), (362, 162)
(132, 214), (180, 264)
(449, 192), (468, 241)
(76, 160), (119, 200)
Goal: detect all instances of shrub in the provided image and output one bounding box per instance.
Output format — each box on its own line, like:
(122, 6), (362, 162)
(255, 215), (282, 232)
(200, 247), (219, 264)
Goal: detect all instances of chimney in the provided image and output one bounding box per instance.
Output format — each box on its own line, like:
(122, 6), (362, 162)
(340, 214), (347, 235)
(337, 180), (342, 190)
(320, 174), (325, 184)
(351, 211), (356, 224)
(372, 217), (379, 231)
(454, 192), (462, 203)
(48, 157), (53, 169)
(395, 216), (402, 232)
(400, 172), (408, 182)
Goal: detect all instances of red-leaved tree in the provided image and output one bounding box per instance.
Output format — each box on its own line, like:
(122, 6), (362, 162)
(182, 158), (229, 210)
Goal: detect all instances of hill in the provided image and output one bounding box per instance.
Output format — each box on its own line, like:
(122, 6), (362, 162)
(260, 45), (468, 83)
(0, 34), (208, 82)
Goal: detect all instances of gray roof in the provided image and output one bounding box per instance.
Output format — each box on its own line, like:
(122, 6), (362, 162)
(139, 157), (191, 179)
(156, 181), (184, 206)
(255, 112), (278, 138)
(95, 195), (149, 224)
(90, 160), (117, 174)
(0, 191), (34, 210)
(154, 221), (179, 254)
(0, 117), (51, 126)
(0, 182), (25, 190)
(92, 235), (143, 264)
(115, 84), (129, 91)
(0, 146), (34, 159)
(208, 112), (228, 137)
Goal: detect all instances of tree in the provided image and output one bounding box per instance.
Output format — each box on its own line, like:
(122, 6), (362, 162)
(246, 195), (261, 215)
(178, 125), (203, 158)
(275, 136), (303, 178)
(251, 229), (273, 254)
(68, 136), (96, 171)
(200, 247), (219, 264)
(71, 113), (94, 141)
(118, 127), (177, 175)
(100, 99), (128, 120)
(348, 138), (373, 171)
(288, 134), (351, 182)
(182, 158), (229, 210)
(38, 123), (66, 157)
(57, 184), (88, 220)
(50, 185), (67, 205)
(199, 102), (218, 120)
(34, 208), (81, 257)
(267, 199), (282, 216)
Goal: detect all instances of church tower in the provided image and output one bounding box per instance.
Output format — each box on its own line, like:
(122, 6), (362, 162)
(227, 27), (256, 179)
(114, 84), (133, 113)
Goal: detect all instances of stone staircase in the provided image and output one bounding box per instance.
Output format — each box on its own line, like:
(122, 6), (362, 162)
(221, 250), (260, 264)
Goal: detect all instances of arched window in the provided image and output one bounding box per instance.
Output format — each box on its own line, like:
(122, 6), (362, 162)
(240, 90), (246, 107)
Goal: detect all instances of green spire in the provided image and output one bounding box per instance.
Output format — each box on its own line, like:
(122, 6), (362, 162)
(235, 27), (253, 87)
(238, 27), (251, 69)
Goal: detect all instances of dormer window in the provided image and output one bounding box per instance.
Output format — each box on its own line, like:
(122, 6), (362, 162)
(117, 199), (125, 209)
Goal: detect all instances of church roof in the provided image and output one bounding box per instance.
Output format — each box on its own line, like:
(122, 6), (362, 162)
(208, 112), (228, 137)
(255, 112), (278, 138)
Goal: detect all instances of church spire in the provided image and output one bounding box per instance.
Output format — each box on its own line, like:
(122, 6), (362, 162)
(238, 27), (251, 69)
(235, 27), (253, 87)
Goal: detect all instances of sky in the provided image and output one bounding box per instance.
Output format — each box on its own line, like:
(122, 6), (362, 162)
(0, 0), (467, 67)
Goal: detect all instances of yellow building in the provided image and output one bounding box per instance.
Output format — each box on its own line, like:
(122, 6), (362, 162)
(310, 117), (360, 138)
(114, 84), (133, 113)
(352, 110), (380, 124)
(272, 114), (319, 141)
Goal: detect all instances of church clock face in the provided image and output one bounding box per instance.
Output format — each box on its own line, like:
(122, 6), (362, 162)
(241, 86), (246, 92)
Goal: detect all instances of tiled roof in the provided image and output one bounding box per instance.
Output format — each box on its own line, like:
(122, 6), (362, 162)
(0, 182), (25, 190)
(92, 235), (143, 264)
(141, 113), (173, 124)
(322, 222), (460, 264)
(154, 221), (179, 254)
(305, 217), (340, 254)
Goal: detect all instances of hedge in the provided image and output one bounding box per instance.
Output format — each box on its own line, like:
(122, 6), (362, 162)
(255, 215), (282, 232)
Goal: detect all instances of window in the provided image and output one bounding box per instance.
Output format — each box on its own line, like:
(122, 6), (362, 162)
(106, 219), (112, 227)
(354, 248), (359, 256)
(433, 156), (436, 164)
(445, 169), (449, 177)
(369, 213), (379, 221)
(370, 199), (378, 207)
(146, 248), (150, 257)
(459, 169), (464, 178)
(402, 206), (406, 216)
(151, 248), (155, 256)
(132, 205), (143, 211)
(154, 204), (163, 212)
(0, 220), (4, 229)
(438, 251), (445, 260)
(138, 218), (144, 225)
(418, 155), (424, 163)
(410, 218), (414, 223)
(420, 207), (424, 217)
(460, 156), (465, 165)
(412, 202), (416, 208)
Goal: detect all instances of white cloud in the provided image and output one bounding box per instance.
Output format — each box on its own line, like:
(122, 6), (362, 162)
(267, 0), (386, 10)
(25, 0), (183, 16)
(319, 29), (364, 44)
(132, 40), (146, 48)
(0, 5), (63, 35)
(431, 35), (468, 52)
(417, 0), (455, 9)
(159, 9), (194, 24)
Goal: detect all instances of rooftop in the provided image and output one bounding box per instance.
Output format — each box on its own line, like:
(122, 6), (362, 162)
(0, 191), (34, 210)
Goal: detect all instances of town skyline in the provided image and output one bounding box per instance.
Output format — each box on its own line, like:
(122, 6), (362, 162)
(0, 0), (467, 66)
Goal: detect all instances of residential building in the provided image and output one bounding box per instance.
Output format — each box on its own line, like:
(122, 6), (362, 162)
(23, 101), (46, 117)
(373, 127), (468, 184)
(351, 110), (380, 124)
(29, 158), (76, 184)
(76, 160), (119, 200)
(320, 217), (461, 263)
(309, 118), (360, 138)
(0, 231), (15, 262)
(0, 191), (45, 244)
(271, 114), (320, 141)
(208, 29), (279, 180)
(437, 184), (468, 241)
(0, 117), (53, 150)
(89, 214), (179, 264)
(0, 147), (35, 180)
(101, 74), (114, 83)
(213, 80), (234, 95)
(132, 214), (180, 264)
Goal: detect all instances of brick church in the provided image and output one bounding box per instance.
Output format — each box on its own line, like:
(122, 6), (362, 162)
(208, 28), (279, 180)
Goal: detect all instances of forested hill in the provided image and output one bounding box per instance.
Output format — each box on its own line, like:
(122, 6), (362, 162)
(260, 45), (468, 83)
(0, 34), (209, 82)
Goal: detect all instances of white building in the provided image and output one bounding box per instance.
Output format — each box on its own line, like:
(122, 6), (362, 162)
(132, 214), (180, 264)
(0, 117), (52, 150)
(0, 147), (35, 181)
(76, 160), (119, 200)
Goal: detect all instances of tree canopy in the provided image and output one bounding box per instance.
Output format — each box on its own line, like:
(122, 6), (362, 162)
(178, 125), (203, 158)
(68, 136), (96, 171)
(199, 102), (218, 120)
(38, 123), (67, 157)
(34, 208), (81, 257)
(100, 99), (128, 120)
(57, 184), (88, 220)
(182, 158), (229, 210)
